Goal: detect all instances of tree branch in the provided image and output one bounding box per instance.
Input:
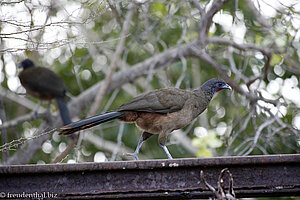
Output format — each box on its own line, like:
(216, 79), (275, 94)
(0, 112), (49, 130)
(0, 87), (46, 112)
(198, 0), (230, 41)
(89, 3), (136, 116)
(245, 0), (272, 28)
(208, 36), (279, 55)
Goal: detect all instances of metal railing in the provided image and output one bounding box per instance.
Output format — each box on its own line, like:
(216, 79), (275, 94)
(0, 154), (299, 199)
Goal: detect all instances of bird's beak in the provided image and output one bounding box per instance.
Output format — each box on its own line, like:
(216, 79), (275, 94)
(17, 63), (23, 68)
(221, 84), (232, 90)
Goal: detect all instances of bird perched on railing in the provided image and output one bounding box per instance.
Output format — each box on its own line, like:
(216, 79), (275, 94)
(59, 78), (231, 159)
(18, 59), (71, 125)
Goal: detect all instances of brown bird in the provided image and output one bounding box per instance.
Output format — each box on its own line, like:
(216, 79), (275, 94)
(59, 78), (231, 159)
(18, 59), (71, 125)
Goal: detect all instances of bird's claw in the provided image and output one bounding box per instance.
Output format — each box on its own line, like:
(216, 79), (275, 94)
(126, 152), (139, 160)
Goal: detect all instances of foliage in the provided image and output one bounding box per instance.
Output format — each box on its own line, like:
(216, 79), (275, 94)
(0, 0), (299, 167)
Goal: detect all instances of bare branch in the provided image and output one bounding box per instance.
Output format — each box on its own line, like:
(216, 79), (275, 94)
(110, 122), (125, 161)
(0, 96), (9, 163)
(0, 0), (24, 5)
(198, 0), (230, 41)
(106, 0), (122, 26)
(0, 87), (46, 112)
(200, 168), (236, 200)
(208, 36), (278, 55)
(52, 134), (80, 163)
(243, 116), (276, 155)
(0, 112), (49, 130)
(200, 170), (217, 193)
(192, 49), (247, 95)
(190, 0), (204, 16)
(284, 56), (300, 76)
(245, 0), (272, 28)
(89, 3), (136, 116)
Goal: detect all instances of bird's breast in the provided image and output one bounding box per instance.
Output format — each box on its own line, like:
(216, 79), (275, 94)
(23, 86), (55, 100)
(134, 110), (194, 134)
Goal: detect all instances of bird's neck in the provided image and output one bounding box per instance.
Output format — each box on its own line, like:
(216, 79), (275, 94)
(22, 65), (34, 70)
(193, 88), (214, 102)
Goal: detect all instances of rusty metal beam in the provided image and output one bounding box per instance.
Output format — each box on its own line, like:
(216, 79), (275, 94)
(0, 154), (299, 199)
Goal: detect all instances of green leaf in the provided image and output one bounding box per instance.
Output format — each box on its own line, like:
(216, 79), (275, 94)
(270, 54), (282, 66)
(196, 148), (212, 158)
(150, 3), (167, 18)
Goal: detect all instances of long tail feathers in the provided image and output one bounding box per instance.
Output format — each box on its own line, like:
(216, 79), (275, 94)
(55, 97), (71, 125)
(59, 111), (124, 135)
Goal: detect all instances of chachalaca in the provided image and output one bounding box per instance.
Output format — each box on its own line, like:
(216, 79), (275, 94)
(59, 78), (231, 159)
(18, 59), (71, 125)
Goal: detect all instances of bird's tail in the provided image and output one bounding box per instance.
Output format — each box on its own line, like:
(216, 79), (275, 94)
(59, 111), (124, 135)
(55, 97), (71, 125)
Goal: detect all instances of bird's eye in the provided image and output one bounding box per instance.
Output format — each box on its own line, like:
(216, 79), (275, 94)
(217, 83), (222, 87)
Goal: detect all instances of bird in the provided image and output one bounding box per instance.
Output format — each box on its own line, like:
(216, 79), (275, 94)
(59, 78), (231, 159)
(18, 59), (71, 125)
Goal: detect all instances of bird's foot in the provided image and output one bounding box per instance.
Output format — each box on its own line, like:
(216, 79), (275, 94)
(45, 110), (52, 120)
(160, 144), (173, 159)
(31, 100), (42, 119)
(31, 110), (38, 119)
(126, 152), (139, 160)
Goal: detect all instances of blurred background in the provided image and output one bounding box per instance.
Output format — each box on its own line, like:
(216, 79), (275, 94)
(0, 0), (299, 168)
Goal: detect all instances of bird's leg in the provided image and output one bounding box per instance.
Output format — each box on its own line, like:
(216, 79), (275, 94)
(126, 135), (143, 160)
(158, 131), (173, 159)
(32, 100), (42, 118)
(159, 144), (173, 159)
(126, 132), (153, 160)
(46, 100), (52, 116)
(44, 100), (54, 125)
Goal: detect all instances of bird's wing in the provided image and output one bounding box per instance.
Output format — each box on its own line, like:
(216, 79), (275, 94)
(118, 88), (190, 113)
(19, 67), (66, 97)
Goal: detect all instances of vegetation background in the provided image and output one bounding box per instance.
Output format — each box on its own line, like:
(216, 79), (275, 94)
(0, 0), (299, 176)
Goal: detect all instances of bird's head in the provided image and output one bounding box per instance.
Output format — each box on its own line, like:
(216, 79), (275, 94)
(18, 59), (35, 70)
(201, 78), (232, 95)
